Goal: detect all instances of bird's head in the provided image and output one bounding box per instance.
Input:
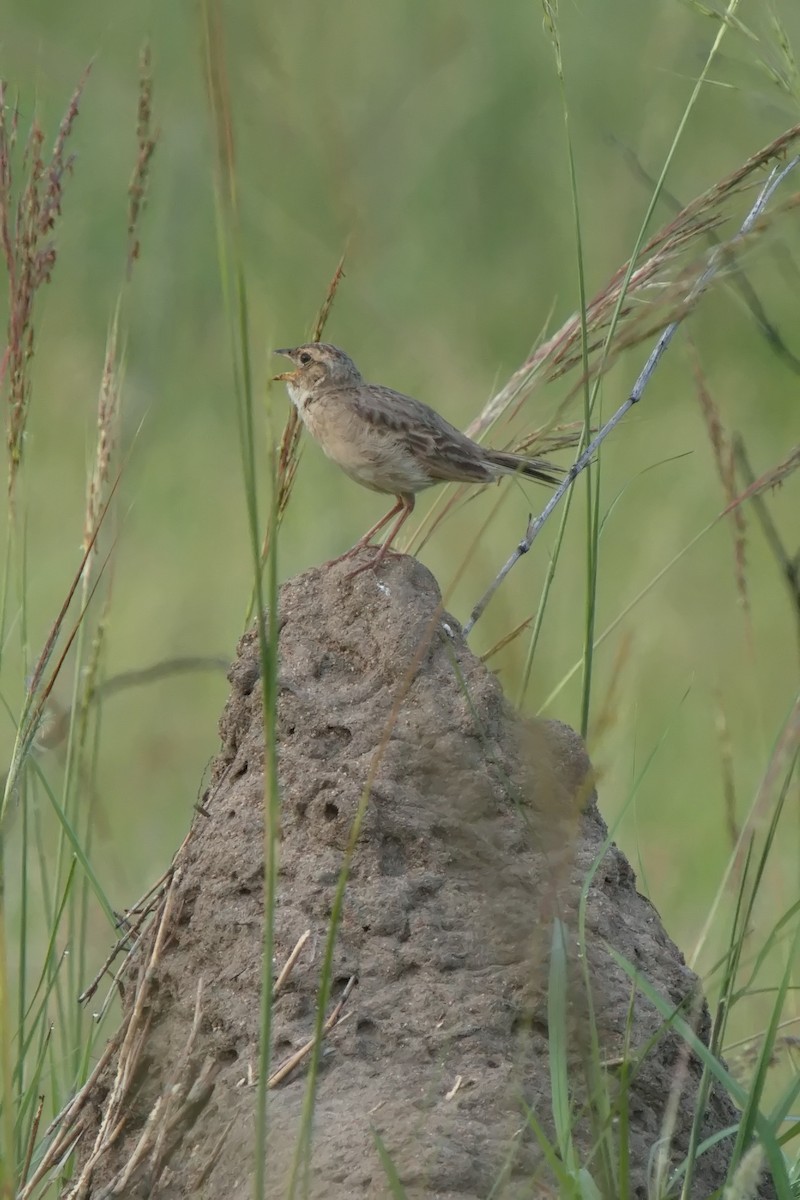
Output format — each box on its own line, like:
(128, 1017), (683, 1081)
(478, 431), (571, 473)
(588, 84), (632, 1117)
(273, 344), (362, 400)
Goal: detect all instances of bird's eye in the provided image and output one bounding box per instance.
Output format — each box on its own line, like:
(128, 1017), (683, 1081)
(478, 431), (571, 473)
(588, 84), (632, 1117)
(299, 352), (312, 365)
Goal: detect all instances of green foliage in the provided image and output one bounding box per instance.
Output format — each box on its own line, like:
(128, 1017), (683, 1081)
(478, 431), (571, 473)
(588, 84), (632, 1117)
(1, 0), (798, 1195)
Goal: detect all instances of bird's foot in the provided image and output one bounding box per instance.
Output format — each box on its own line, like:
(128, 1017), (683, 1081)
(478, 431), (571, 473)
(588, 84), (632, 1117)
(325, 542), (369, 568)
(336, 545), (404, 580)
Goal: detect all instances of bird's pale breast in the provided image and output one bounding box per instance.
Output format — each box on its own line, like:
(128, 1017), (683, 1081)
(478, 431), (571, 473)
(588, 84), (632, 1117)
(301, 390), (434, 496)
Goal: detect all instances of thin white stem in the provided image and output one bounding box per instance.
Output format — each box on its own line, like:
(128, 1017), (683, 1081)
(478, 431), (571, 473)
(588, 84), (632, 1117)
(463, 154), (800, 637)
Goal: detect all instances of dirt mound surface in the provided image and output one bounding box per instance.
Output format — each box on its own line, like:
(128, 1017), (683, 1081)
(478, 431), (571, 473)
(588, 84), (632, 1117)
(62, 554), (770, 1199)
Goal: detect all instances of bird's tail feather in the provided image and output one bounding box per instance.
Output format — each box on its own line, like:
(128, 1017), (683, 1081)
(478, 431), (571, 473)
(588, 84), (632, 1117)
(484, 449), (563, 487)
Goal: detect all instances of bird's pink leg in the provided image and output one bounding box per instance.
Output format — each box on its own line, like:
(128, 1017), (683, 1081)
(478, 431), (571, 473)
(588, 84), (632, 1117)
(327, 498), (406, 567)
(345, 495), (415, 579)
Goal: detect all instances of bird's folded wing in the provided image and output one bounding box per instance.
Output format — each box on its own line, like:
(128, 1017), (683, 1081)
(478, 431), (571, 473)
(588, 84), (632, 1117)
(352, 385), (493, 483)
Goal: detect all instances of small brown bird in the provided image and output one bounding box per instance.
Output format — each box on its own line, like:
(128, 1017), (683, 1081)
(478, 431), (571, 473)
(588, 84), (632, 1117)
(274, 343), (561, 575)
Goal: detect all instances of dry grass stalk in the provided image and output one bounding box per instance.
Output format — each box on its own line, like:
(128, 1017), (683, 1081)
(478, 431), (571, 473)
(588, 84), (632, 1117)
(715, 700), (740, 851)
(2, 60), (160, 830)
(60, 873), (182, 1197)
(463, 145), (800, 634)
(514, 420), (586, 457)
(614, 136), (800, 375)
(261, 251), (348, 565)
(409, 417), (585, 555)
(733, 435), (800, 652)
(78, 872), (174, 1006)
(649, 990), (708, 1199)
(81, 904), (166, 1028)
(24, 754), (246, 1194)
(148, 981), (206, 1165)
(465, 123), (800, 447)
(1, 511), (118, 829)
(724, 443), (800, 515)
(692, 352), (750, 622)
(728, 692), (800, 895)
(76, 49), (158, 822)
(84, 314), (123, 566)
(588, 630), (633, 745)
(420, 127), (800, 557)
(19, 1093), (45, 1191)
(189, 1115), (238, 1189)
(479, 615), (534, 662)
(268, 975), (357, 1089)
(274, 928), (311, 996)
(410, 460), (514, 556)
(0, 69), (89, 502)
(93, 984), (220, 1198)
(127, 42), (158, 278)
(18, 1036), (121, 1198)
(202, 0), (237, 214)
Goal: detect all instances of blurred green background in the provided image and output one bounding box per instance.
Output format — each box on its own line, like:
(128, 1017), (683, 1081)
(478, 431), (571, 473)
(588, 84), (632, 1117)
(2, 0), (799, 1063)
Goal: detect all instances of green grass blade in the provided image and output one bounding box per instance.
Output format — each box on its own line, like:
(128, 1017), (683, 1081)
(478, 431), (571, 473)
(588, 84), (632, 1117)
(372, 1131), (409, 1199)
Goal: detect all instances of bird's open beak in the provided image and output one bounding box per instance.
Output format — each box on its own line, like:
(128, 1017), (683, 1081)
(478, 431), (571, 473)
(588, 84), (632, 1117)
(272, 349), (295, 383)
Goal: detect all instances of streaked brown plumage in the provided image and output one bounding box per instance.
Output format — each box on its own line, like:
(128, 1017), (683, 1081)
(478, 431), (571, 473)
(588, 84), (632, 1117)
(274, 343), (561, 576)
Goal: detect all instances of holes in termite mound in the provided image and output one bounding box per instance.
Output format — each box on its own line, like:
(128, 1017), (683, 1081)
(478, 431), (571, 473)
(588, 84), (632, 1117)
(309, 724), (353, 759)
(355, 1015), (379, 1058)
(326, 725), (352, 745)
